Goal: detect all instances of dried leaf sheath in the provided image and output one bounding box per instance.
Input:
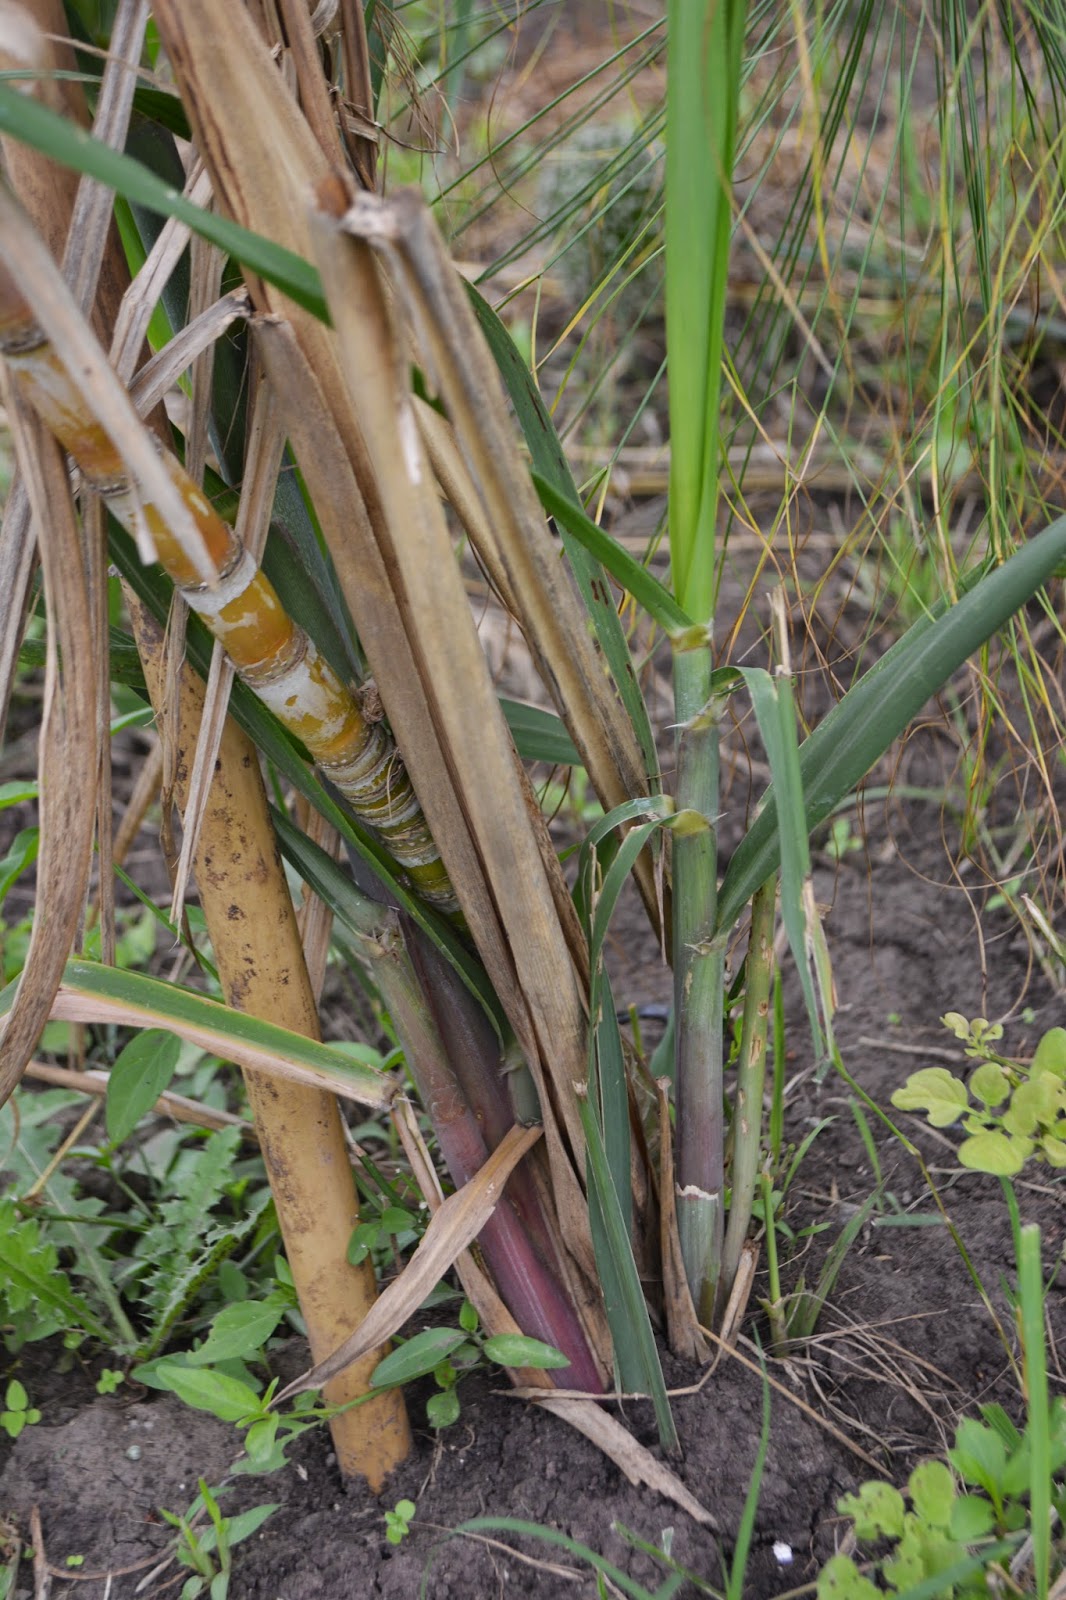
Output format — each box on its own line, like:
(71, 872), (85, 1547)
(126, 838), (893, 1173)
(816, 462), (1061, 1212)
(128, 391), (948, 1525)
(0, 240), (457, 917)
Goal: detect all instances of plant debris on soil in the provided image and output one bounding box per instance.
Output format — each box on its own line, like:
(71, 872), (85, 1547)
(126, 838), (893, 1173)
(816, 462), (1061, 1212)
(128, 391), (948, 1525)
(2, 803), (1061, 1599)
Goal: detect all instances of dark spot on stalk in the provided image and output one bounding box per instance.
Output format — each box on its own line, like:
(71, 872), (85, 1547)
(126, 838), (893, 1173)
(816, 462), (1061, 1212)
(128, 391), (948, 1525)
(227, 903), (244, 921)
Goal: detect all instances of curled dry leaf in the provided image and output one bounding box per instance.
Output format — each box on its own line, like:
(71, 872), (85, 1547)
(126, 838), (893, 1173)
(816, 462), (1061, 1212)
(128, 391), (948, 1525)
(275, 1122), (544, 1403)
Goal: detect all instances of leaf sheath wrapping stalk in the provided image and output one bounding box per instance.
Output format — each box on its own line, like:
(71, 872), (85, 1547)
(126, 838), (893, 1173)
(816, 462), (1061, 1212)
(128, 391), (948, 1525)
(350, 910), (605, 1393)
(672, 644), (723, 1323)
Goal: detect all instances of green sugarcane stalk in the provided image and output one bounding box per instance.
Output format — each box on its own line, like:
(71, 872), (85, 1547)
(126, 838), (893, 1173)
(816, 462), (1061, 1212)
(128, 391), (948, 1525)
(671, 639), (723, 1324)
(720, 874), (776, 1304)
(665, 0), (747, 1331)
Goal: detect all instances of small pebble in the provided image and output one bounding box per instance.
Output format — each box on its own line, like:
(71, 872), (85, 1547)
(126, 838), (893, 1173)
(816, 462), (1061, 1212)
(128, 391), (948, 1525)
(125, 1445), (142, 1461)
(773, 1542), (793, 1565)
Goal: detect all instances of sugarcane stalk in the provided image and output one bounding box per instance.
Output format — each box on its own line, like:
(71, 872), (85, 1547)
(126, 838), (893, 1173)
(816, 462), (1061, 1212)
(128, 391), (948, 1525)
(0, 218), (457, 919)
(287, 814), (606, 1386)
(719, 873), (776, 1303)
(671, 637), (723, 1325)
(344, 903), (606, 1393)
(0, 165), (411, 1484)
(128, 595), (411, 1488)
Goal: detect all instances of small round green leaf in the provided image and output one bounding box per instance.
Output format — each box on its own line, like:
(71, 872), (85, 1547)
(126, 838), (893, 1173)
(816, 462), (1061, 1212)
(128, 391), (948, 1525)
(370, 1328), (467, 1389)
(426, 1388), (461, 1429)
(837, 1480), (905, 1540)
(957, 1130), (1027, 1175)
(1032, 1027), (1066, 1080)
(1041, 1135), (1066, 1167)
(908, 1459), (955, 1527)
(948, 1493), (995, 1542)
(950, 1420), (1007, 1495)
(5, 1379), (27, 1412)
(891, 1068), (968, 1127)
(816, 1553), (881, 1600)
(1003, 1081), (1042, 1136)
(106, 1029), (182, 1144)
(969, 1062), (1009, 1108)
(481, 1335), (571, 1370)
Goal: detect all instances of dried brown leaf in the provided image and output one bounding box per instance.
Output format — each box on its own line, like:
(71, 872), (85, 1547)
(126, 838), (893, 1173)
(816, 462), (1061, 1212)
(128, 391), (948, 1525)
(0, 397), (98, 1105)
(276, 1121), (544, 1402)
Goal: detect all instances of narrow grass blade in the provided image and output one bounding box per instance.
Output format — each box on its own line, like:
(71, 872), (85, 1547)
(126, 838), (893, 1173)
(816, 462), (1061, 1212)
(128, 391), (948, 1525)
(583, 813), (669, 1207)
(742, 666), (825, 1059)
(720, 873), (775, 1298)
(788, 1192), (879, 1343)
(454, 1519), (668, 1600)
(725, 1358), (771, 1600)
(589, 972), (632, 1244)
(717, 517), (1066, 935)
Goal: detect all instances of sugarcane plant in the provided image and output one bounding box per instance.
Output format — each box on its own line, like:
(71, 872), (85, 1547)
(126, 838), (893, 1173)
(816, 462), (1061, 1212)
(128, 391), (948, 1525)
(0, 0), (1064, 1504)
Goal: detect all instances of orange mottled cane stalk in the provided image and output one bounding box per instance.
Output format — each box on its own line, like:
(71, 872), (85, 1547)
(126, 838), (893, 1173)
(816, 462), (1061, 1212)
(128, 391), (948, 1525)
(0, 257), (458, 918)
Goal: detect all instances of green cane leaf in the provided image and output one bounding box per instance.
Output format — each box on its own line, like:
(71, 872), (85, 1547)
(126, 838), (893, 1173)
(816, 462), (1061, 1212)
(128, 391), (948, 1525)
(0, 83), (328, 319)
(717, 517), (1066, 934)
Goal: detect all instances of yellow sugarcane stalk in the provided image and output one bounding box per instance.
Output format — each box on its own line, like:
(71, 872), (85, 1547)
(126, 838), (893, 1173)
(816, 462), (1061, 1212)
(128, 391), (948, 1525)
(0, 255), (458, 918)
(127, 593), (411, 1488)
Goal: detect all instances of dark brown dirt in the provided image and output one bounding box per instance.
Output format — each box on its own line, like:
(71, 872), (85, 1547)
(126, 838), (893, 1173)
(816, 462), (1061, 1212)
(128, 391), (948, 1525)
(1, 804), (1062, 1600)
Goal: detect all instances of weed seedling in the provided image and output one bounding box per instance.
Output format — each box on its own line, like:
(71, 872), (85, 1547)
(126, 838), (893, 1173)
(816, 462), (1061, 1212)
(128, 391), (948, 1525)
(384, 1499), (416, 1546)
(819, 1401), (1066, 1599)
(368, 1301), (570, 1430)
(0, 1379), (40, 1439)
(160, 1479), (277, 1600)
(892, 1018), (1066, 1175)
(822, 1017), (1066, 1598)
